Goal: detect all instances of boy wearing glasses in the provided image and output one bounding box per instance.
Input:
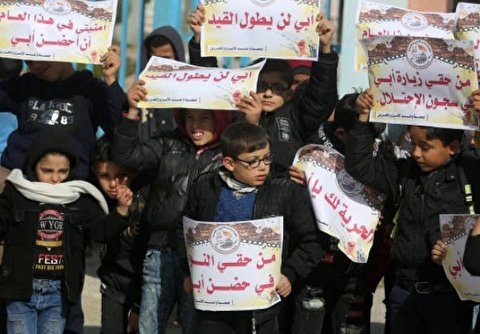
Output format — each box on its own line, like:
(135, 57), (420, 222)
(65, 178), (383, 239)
(188, 5), (339, 177)
(181, 122), (325, 333)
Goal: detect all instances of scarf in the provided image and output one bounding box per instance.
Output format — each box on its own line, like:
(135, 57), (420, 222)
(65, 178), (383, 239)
(219, 170), (258, 199)
(6, 169), (109, 214)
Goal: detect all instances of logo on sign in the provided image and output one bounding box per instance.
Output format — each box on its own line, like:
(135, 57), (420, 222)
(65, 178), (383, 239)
(210, 226), (241, 254)
(401, 12), (428, 30)
(251, 0), (276, 6)
(337, 169), (364, 196)
(43, 0), (72, 15)
(406, 39), (434, 69)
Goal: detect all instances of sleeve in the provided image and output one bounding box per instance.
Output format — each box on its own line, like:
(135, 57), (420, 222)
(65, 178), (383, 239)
(282, 182), (326, 284)
(293, 52), (339, 141)
(0, 184), (14, 239)
(176, 177), (202, 275)
(464, 234), (480, 276)
(0, 77), (24, 115)
(91, 78), (127, 138)
(188, 37), (218, 67)
(344, 121), (398, 195)
(111, 116), (167, 172)
(84, 197), (130, 243)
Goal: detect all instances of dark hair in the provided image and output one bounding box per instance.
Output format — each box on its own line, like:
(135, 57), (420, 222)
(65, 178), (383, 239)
(260, 59), (293, 88)
(0, 58), (22, 80)
(147, 35), (175, 54)
(93, 135), (112, 165)
(221, 122), (270, 158)
(423, 127), (464, 146)
(332, 93), (360, 133)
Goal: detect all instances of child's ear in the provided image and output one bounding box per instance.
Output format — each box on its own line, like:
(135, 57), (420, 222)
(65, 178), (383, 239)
(447, 140), (461, 156)
(223, 157), (235, 172)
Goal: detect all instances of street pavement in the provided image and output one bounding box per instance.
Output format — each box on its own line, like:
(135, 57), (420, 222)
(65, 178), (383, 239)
(83, 250), (386, 334)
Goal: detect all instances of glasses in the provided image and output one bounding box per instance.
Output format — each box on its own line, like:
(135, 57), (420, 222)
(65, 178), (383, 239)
(234, 153), (274, 169)
(256, 81), (288, 95)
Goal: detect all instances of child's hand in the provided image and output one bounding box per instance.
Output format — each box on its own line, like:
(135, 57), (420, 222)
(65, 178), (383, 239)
(116, 178), (133, 216)
(356, 89), (374, 122)
(236, 91), (262, 125)
(316, 13), (335, 54)
(184, 276), (193, 294)
(187, 3), (206, 43)
(289, 165), (306, 186)
(276, 274), (292, 297)
(101, 45), (121, 86)
(127, 80), (147, 106)
(431, 240), (447, 265)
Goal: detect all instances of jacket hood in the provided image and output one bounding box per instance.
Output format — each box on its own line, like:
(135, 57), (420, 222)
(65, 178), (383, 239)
(24, 128), (80, 181)
(141, 26), (185, 70)
(173, 110), (232, 147)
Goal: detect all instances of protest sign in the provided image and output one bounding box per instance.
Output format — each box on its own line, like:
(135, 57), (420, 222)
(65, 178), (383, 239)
(183, 216), (283, 311)
(138, 56), (264, 110)
(293, 145), (385, 263)
(356, 1), (454, 71)
(440, 214), (480, 302)
(201, 0), (320, 60)
(0, 0), (118, 64)
(456, 2), (480, 81)
(363, 36), (479, 130)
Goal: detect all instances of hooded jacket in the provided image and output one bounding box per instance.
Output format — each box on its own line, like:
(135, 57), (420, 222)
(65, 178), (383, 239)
(112, 110), (232, 251)
(0, 130), (128, 303)
(138, 26), (186, 139)
(0, 70), (125, 178)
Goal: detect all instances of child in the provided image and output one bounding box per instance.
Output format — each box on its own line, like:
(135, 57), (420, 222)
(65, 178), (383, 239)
(139, 26), (186, 138)
(188, 5), (339, 176)
(111, 85), (232, 334)
(182, 122), (325, 333)
(0, 129), (130, 334)
(92, 136), (146, 334)
(0, 46), (125, 180)
(344, 89), (480, 334)
(464, 219), (480, 276)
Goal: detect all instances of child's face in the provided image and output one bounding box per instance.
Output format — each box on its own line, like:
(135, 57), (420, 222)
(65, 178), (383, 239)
(224, 145), (271, 187)
(150, 43), (176, 60)
(410, 126), (459, 172)
(95, 161), (131, 199)
(27, 61), (72, 82)
(257, 72), (289, 112)
(35, 153), (70, 184)
(185, 110), (216, 147)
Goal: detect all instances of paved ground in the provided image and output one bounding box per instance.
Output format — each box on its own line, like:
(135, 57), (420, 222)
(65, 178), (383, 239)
(83, 250), (386, 334)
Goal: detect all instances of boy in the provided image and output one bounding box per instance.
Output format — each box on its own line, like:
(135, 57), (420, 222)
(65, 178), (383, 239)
(139, 26), (186, 138)
(0, 46), (124, 181)
(182, 122), (325, 333)
(111, 84), (232, 334)
(344, 89), (480, 334)
(0, 129), (130, 334)
(92, 136), (145, 334)
(188, 5), (339, 176)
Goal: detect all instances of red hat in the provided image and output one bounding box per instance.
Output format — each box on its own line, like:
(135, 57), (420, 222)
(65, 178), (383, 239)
(288, 60), (312, 76)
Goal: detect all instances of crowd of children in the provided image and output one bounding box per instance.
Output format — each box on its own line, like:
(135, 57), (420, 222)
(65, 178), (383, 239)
(0, 3), (479, 334)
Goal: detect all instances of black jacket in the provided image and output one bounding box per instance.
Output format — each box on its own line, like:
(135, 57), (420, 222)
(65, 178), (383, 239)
(0, 70), (125, 178)
(345, 121), (480, 283)
(189, 39), (339, 176)
(111, 116), (230, 251)
(464, 234), (480, 276)
(182, 172), (326, 285)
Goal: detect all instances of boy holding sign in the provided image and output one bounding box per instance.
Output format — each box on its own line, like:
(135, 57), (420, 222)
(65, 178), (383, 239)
(188, 5), (339, 177)
(182, 122), (325, 333)
(344, 89), (480, 334)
